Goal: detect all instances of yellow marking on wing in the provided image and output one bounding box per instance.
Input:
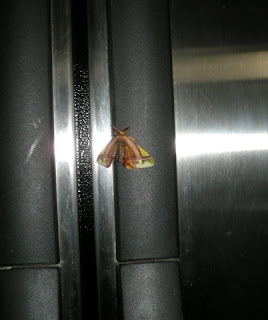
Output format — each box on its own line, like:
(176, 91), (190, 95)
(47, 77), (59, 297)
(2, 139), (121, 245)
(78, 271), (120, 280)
(137, 145), (150, 157)
(124, 144), (154, 169)
(135, 158), (154, 168)
(97, 156), (109, 167)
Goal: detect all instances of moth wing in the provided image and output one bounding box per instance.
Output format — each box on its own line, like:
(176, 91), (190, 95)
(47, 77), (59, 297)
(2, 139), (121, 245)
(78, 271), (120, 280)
(136, 145), (154, 168)
(97, 143), (117, 168)
(124, 144), (154, 170)
(137, 145), (150, 157)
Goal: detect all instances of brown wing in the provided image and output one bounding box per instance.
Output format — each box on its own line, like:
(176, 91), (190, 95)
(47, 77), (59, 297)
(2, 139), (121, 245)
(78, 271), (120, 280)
(124, 144), (154, 170)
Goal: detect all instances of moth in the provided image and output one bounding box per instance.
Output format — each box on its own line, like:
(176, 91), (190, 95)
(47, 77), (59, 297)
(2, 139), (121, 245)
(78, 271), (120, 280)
(97, 126), (154, 169)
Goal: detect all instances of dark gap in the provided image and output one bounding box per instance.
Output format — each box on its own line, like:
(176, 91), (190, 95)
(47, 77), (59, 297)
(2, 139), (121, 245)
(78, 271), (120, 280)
(72, 0), (98, 318)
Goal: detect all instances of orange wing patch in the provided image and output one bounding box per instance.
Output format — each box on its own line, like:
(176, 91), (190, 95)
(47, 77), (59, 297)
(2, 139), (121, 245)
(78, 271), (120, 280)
(124, 145), (154, 170)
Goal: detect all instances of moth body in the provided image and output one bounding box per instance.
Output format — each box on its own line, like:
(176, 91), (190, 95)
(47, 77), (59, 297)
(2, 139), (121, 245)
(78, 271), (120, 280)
(97, 127), (154, 170)
(118, 143), (125, 164)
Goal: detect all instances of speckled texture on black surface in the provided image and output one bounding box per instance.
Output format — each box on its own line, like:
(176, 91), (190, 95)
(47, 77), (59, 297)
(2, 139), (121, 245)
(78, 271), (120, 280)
(72, 0), (97, 318)
(108, 0), (179, 261)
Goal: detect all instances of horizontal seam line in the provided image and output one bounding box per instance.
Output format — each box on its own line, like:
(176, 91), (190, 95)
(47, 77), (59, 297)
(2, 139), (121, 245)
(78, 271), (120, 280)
(0, 263), (61, 270)
(117, 258), (180, 265)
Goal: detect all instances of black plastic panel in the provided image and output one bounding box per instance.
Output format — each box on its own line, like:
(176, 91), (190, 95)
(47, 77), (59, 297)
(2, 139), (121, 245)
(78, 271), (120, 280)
(108, 0), (178, 261)
(0, 0), (58, 264)
(0, 268), (59, 320)
(118, 262), (183, 320)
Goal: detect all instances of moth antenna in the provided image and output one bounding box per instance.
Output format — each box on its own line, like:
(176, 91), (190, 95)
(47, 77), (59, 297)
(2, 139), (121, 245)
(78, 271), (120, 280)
(112, 126), (121, 133)
(123, 127), (130, 133)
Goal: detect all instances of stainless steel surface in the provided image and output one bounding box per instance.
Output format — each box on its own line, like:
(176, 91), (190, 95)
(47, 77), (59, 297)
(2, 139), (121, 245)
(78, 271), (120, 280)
(88, 0), (117, 319)
(173, 48), (268, 83)
(171, 1), (268, 318)
(51, 0), (82, 318)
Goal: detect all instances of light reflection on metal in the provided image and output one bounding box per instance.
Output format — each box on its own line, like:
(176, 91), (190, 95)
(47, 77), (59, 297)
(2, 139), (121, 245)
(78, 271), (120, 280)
(176, 134), (268, 157)
(51, 0), (82, 318)
(54, 125), (76, 163)
(170, 0), (268, 317)
(93, 131), (113, 161)
(173, 48), (268, 82)
(88, 0), (117, 319)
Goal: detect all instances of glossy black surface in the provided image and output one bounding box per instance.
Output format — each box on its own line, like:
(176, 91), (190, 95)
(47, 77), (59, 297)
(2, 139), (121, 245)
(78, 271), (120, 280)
(0, 0), (58, 265)
(0, 268), (59, 320)
(108, 0), (179, 261)
(118, 262), (183, 320)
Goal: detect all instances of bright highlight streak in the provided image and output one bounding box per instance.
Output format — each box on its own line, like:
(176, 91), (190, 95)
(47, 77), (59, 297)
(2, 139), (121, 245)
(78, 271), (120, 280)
(176, 134), (268, 157)
(93, 131), (112, 162)
(54, 126), (75, 163)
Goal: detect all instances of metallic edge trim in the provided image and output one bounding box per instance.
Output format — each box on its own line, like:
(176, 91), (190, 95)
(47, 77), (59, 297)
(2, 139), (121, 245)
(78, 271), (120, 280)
(169, 0), (186, 319)
(88, 0), (117, 319)
(51, 0), (82, 318)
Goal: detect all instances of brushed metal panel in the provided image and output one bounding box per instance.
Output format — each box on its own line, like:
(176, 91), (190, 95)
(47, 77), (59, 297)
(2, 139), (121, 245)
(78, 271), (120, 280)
(88, 0), (117, 319)
(171, 1), (268, 318)
(51, 0), (82, 318)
